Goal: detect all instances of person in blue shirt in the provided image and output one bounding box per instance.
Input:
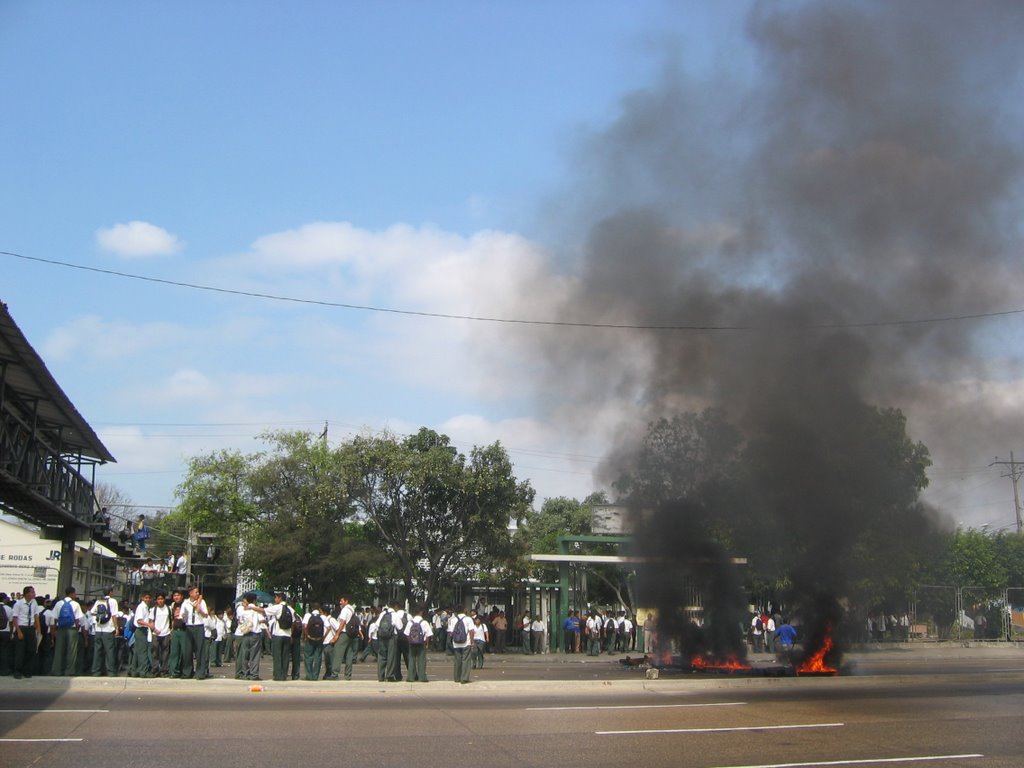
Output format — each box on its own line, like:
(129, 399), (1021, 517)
(775, 621), (797, 652)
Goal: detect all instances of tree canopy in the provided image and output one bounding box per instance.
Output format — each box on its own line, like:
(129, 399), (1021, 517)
(174, 427), (533, 608)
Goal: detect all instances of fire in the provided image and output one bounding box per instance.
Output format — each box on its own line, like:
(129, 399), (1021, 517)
(795, 623), (838, 675)
(690, 654), (751, 671)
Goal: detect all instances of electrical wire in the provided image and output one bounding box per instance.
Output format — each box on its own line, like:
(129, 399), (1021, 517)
(6, 249), (1024, 331)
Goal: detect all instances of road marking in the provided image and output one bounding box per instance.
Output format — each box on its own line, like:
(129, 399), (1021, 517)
(709, 755), (983, 768)
(528, 702), (746, 711)
(0, 712), (109, 720)
(597, 722), (844, 735)
(0, 738), (85, 743)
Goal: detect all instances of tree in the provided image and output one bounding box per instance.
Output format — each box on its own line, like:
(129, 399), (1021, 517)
(613, 408), (742, 508)
(175, 432), (380, 604)
(341, 427), (534, 608)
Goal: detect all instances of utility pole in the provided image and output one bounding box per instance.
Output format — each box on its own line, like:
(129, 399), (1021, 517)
(990, 452), (1024, 534)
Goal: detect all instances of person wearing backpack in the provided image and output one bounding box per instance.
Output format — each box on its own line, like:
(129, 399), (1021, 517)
(404, 605), (433, 682)
(374, 604), (398, 682)
(51, 586), (84, 676)
(450, 608), (475, 683)
(288, 606), (304, 680)
(254, 593), (294, 681)
(302, 602), (325, 681)
(335, 596), (359, 681)
(89, 585), (120, 676)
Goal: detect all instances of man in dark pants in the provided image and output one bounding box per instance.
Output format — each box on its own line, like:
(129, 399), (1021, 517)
(255, 593), (293, 681)
(11, 586), (42, 679)
(185, 585), (210, 679)
(336, 596), (358, 681)
(376, 604), (398, 682)
(289, 612), (304, 680)
(168, 589), (192, 678)
(51, 586), (84, 676)
(89, 585), (119, 676)
(129, 592), (153, 678)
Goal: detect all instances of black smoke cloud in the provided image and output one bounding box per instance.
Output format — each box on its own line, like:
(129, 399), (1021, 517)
(521, 1), (1024, 653)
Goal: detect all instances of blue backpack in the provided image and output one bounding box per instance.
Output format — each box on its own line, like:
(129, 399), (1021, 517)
(57, 599), (76, 629)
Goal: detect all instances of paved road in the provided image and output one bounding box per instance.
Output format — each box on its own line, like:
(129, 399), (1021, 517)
(3, 645), (1023, 768)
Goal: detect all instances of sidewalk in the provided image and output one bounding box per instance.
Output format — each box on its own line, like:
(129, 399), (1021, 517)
(2, 642), (1020, 696)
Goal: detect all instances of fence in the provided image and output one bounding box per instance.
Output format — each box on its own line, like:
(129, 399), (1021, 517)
(910, 585), (1023, 641)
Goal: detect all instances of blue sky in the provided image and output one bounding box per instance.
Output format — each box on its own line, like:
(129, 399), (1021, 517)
(1, 2), (746, 509)
(2, 2), (1022, 530)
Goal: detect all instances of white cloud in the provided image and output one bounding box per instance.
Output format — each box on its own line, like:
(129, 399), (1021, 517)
(42, 315), (186, 362)
(96, 221), (183, 257)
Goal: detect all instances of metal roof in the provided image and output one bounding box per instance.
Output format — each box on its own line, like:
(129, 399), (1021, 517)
(0, 301), (115, 464)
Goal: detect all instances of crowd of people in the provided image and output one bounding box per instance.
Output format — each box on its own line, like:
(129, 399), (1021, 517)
(2, 585), (643, 684)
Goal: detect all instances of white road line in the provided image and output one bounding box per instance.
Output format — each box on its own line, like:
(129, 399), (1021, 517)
(0, 709), (109, 713)
(0, 738), (85, 743)
(709, 755), (983, 768)
(597, 722), (845, 736)
(528, 702), (746, 711)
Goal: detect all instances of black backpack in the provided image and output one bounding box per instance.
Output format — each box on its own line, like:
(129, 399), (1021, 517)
(95, 599), (111, 625)
(377, 611), (395, 639)
(451, 616), (468, 644)
(344, 612), (360, 637)
(306, 613), (325, 642)
(278, 606), (293, 630)
(0, 605), (8, 631)
(408, 619), (425, 646)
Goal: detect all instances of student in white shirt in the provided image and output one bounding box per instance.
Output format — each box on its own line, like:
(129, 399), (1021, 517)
(130, 592), (153, 677)
(404, 605), (433, 682)
(335, 597), (359, 681)
(471, 615), (489, 669)
(321, 609), (341, 681)
(89, 586), (120, 676)
(11, 586), (42, 679)
(51, 586), (84, 676)
(254, 593), (295, 681)
(302, 603), (326, 681)
(235, 593), (262, 681)
(450, 608), (475, 683)
(149, 592), (172, 676)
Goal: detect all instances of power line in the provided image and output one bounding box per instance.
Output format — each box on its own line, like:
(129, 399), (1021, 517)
(6, 248), (1024, 331)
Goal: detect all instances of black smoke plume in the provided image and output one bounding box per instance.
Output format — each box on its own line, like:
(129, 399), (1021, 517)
(525, 1), (1024, 658)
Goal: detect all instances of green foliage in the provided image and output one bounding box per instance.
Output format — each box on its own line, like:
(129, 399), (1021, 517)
(175, 431), (382, 603)
(340, 427), (535, 607)
(613, 408), (741, 507)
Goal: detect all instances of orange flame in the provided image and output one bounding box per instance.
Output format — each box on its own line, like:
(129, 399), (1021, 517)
(795, 623), (838, 675)
(690, 654), (751, 671)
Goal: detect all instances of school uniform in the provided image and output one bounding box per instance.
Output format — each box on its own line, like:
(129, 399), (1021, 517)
(129, 601), (152, 677)
(335, 603), (358, 681)
(168, 600), (192, 678)
(472, 621), (488, 669)
(11, 597), (41, 678)
(265, 602), (293, 681)
(185, 597), (210, 679)
(149, 603), (171, 676)
(404, 614), (433, 682)
(301, 610), (325, 681)
(89, 596), (120, 676)
(51, 596), (84, 675)
(321, 614), (340, 680)
(451, 613), (474, 683)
